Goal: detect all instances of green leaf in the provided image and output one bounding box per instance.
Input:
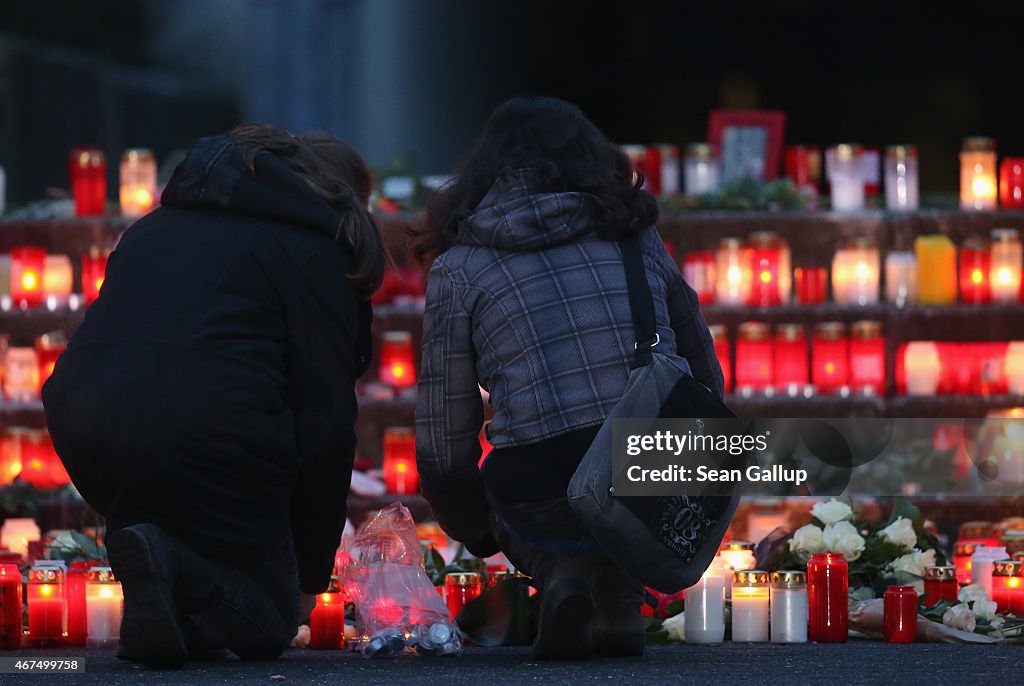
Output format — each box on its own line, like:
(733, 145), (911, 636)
(887, 496), (925, 528)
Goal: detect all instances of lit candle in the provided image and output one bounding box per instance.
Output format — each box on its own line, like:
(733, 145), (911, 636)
(794, 266), (827, 305)
(81, 248), (109, 305)
(682, 250), (716, 304)
(953, 542), (978, 585)
(960, 137), (998, 210)
(958, 238), (991, 304)
(42, 255), (73, 302)
(10, 246), (46, 308)
(719, 541), (756, 597)
(17, 430), (65, 489)
(1006, 342), (1024, 395)
(770, 570), (807, 643)
(990, 229), (1022, 303)
(119, 149), (157, 218)
(27, 565), (64, 647)
(884, 145), (919, 211)
(745, 232), (785, 307)
(883, 585), (917, 644)
(991, 560), (1024, 616)
(379, 331), (416, 388)
(445, 572), (482, 619)
(1003, 531), (1024, 559)
(657, 144), (680, 197)
(0, 429), (24, 486)
(66, 561), (100, 646)
(829, 144), (865, 212)
(785, 145), (821, 206)
(684, 565), (726, 644)
(85, 566), (122, 647)
(683, 143), (720, 196)
(382, 427), (419, 495)
(915, 235), (958, 305)
(812, 322), (849, 395)
(715, 238), (751, 306)
(971, 545), (1007, 599)
(309, 590), (345, 649)
(922, 566), (958, 607)
(774, 324), (808, 397)
(904, 342), (941, 396)
(35, 331), (67, 392)
(710, 325), (732, 394)
(1000, 157), (1024, 209)
(0, 564), (21, 649)
(849, 320), (885, 396)
(731, 570), (770, 642)
(0, 517), (40, 559)
(807, 552), (848, 643)
(958, 521), (998, 547)
(832, 238), (879, 306)
(69, 147), (107, 217)
(735, 323), (772, 394)
(4, 347), (40, 403)
(884, 251), (917, 307)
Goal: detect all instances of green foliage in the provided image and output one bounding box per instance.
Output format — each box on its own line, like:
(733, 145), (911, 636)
(643, 616), (672, 644)
(661, 178), (808, 212)
(0, 482), (44, 517)
(45, 530), (106, 563)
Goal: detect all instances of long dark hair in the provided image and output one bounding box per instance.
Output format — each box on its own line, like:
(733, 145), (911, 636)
(228, 123), (386, 300)
(412, 96), (659, 265)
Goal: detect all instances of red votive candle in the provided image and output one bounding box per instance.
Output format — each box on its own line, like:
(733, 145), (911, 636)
(710, 325), (732, 394)
(735, 322), (773, 392)
(69, 147), (107, 217)
(1000, 157), (1024, 209)
(309, 591), (345, 649)
(682, 250), (716, 304)
(807, 552), (848, 643)
(794, 266), (828, 305)
(922, 566), (958, 607)
(445, 572), (482, 619)
(812, 322), (849, 395)
(35, 332), (67, 392)
(379, 331), (416, 388)
(65, 561), (101, 646)
(27, 565), (64, 647)
(382, 427), (419, 495)
(849, 321), (885, 396)
(958, 521), (999, 547)
(81, 248), (108, 305)
(11, 246), (47, 308)
(953, 542), (978, 585)
(774, 324), (808, 395)
(883, 585), (918, 643)
(991, 560), (1024, 615)
(0, 564), (22, 649)
(959, 238), (991, 304)
(745, 232), (783, 307)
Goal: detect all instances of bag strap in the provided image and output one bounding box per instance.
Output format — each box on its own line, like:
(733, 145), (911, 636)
(620, 231), (659, 368)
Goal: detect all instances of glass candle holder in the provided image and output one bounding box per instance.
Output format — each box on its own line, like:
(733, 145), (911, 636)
(27, 565), (64, 646)
(379, 331), (416, 388)
(35, 331), (67, 392)
(4, 347), (41, 403)
(922, 566), (958, 607)
(959, 238), (991, 304)
(81, 247), (108, 305)
(971, 545), (1008, 599)
(119, 149), (157, 218)
(991, 560), (1024, 616)
(719, 541), (756, 597)
(710, 325), (732, 394)
(1004, 342), (1024, 393)
(735, 323), (773, 393)
(953, 541), (978, 585)
(915, 235), (958, 305)
(849, 320), (885, 396)
(832, 238), (879, 306)
(684, 566), (726, 644)
(0, 564), (22, 649)
(990, 229), (1022, 303)
(884, 252), (918, 307)
(794, 266), (827, 305)
(65, 560), (100, 646)
(958, 521), (998, 546)
(309, 590), (345, 649)
(657, 144), (680, 197)
(731, 570), (770, 643)
(774, 324), (808, 397)
(0, 517), (40, 560)
(1000, 157), (1024, 209)
(960, 137), (998, 210)
(43, 255), (73, 304)
(812, 322), (849, 395)
(745, 232), (789, 306)
(883, 585), (917, 644)
(683, 143), (720, 197)
(829, 144), (865, 212)
(715, 238), (750, 305)
(785, 145), (821, 206)
(445, 572), (482, 618)
(770, 570), (808, 644)
(10, 246), (47, 308)
(682, 250), (716, 304)
(884, 145), (919, 211)
(85, 566), (122, 648)
(903, 342), (941, 396)
(807, 552), (848, 643)
(69, 147), (107, 217)
(382, 427), (418, 495)
(0, 427), (22, 487)
(1003, 531), (1024, 558)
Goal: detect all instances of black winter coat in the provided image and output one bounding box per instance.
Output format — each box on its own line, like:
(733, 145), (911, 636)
(42, 136), (372, 594)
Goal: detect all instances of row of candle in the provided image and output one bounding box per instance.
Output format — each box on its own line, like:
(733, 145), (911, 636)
(0, 562), (123, 649)
(68, 147), (158, 218)
(2, 332), (68, 403)
(2, 247), (108, 309)
(681, 229), (1024, 307)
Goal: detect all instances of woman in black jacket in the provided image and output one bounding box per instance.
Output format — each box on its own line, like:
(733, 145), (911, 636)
(42, 124), (384, 667)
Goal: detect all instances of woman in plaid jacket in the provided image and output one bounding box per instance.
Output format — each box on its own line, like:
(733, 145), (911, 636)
(413, 97), (723, 659)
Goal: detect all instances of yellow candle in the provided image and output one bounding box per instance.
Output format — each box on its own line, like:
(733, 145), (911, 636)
(915, 235), (957, 304)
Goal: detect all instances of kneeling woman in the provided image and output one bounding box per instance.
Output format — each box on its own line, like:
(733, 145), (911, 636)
(413, 97), (723, 659)
(43, 125), (383, 667)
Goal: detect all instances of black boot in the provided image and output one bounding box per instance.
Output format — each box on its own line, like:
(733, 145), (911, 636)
(590, 561), (645, 657)
(532, 555), (594, 660)
(107, 524), (189, 668)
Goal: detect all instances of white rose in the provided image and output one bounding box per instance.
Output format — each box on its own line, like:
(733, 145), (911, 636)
(878, 517), (917, 549)
(973, 598), (998, 621)
(942, 603), (976, 632)
(958, 584), (989, 605)
(789, 524), (824, 554)
(991, 616), (1005, 630)
(662, 612), (685, 642)
(919, 549), (937, 568)
(811, 500), (854, 525)
(890, 551), (926, 577)
(822, 521), (865, 561)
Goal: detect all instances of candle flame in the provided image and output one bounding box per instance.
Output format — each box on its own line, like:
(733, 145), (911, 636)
(855, 263), (870, 279)
(320, 593), (332, 604)
(95, 277), (105, 292)
(727, 266), (741, 285)
(1010, 577), (1021, 589)
(995, 268), (1013, 285)
(22, 272), (39, 291)
(825, 362), (836, 375)
(395, 462), (408, 474)
(391, 364), (406, 379)
(972, 177), (996, 198)
(40, 584), (53, 597)
(971, 269), (984, 285)
(759, 270), (772, 284)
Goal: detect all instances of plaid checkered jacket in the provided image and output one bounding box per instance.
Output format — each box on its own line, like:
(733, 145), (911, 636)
(415, 169), (724, 542)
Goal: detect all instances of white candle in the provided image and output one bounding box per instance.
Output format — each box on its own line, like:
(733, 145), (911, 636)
(971, 546), (1008, 599)
(684, 570), (725, 644)
(86, 568), (123, 647)
(0, 517), (40, 558)
(719, 543), (756, 597)
(42, 255), (73, 298)
(715, 238), (750, 305)
(885, 252), (917, 307)
(731, 571), (770, 642)
(770, 571), (808, 643)
(1006, 342), (1024, 395)
(829, 144), (865, 212)
(832, 239), (880, 305)
(990, 229), (1022, 303)
(904, 342), (941, 396)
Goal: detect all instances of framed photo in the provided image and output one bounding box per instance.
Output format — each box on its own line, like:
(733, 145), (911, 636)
(707, 110), (786, 184)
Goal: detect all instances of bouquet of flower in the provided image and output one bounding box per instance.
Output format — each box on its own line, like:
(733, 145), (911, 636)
(922, 583), (1024, 640)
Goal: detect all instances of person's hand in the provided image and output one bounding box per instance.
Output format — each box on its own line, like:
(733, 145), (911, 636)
(298, 592), (317, 624)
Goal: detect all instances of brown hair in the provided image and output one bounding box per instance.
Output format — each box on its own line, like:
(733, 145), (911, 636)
(228, 123), (387, 300)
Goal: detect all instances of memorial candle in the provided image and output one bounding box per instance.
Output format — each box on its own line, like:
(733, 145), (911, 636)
(922, 566), (958, 607)
(719, 541), (756, 597)
(770, 570), (808, 643)
(379, 331), (416, 388)
(85, 567), (122, 648)
(445, 572), (482, 618)
(1000, 157), (1024, 209)
(682, 250), (716, 304)
(794, 266), (827, 305)
(812, 322), (849, 395)
(35, 331), (67, 392)
(683, 143), (720, 197)
(710, 325), (731, 394)
(883, 585), (917, 644)
(1006, 342), (1024, 395)
(27, 565), (64, 646)
(884, 252), (917, 307)
(731, 570), (770, 643)
(81, 248), (108, 305)
(684, 564), (726, 644)
(829, 144), (865, 212)
(715, 238), (750, 306)
(904, 342), (941, 396)
(65, 561), (100, 646)
(735, 323), (772, 393)
(915, 235), (958, 305)
(0, 564), (21, 649)
(991, 560), (1024, 616)
(785, 145), (821, 206)
(849, 321), (885, 396)
(119, 149), (157, 218)
(832, 238), (879, 305)
(745, 232), (784, 307)
(10, 246), (46, 308)
(0, 517), (39, 559)
(960, 137), (997, 210)
(884, 145), (919, 211)
(774, 324), (808, 396)
(42, 255), (73, 303)
(953, 542), (978, 585)
(382, 427), (418, 495)
(807, 552), (848, 643)
(4, 347), (40, 403)
(69, 147), (107, 217)
(959, 238), (991, 304)
(309, 590), (345, 649)
(958, 521), (998, 547)
(971, 546), (1007, 599)
(0, 429), (23, 486)
(990, 229), (1022, 303)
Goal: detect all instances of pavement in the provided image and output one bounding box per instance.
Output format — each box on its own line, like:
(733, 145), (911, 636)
(0, 642), (1019, 685)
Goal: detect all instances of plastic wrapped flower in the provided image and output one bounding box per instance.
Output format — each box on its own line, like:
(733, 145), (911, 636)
(942, 603), (976, 632)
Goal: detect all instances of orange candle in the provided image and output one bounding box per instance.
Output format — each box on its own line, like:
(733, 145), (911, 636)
(915, 235), (958, 305)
